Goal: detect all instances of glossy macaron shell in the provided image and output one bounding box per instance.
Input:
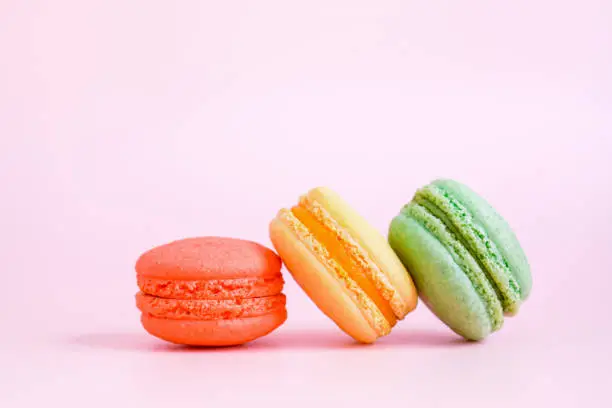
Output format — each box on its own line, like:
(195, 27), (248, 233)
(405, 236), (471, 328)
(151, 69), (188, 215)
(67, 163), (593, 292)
(141, 313), (287, 347)
(136, 236), (282, 280)
(136, 236), (285, 300)
(389, 179), (531, 340)
(135, 237), (286, 346)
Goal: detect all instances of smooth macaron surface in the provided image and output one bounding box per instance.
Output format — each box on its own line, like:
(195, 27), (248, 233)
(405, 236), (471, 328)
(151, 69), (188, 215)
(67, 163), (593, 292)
(140, 313), (287, 347)
(136, 236), (282, 280)
(388, 179), (531, 340)
(136, 237), (284, 300)
(135, 237), (286, 346)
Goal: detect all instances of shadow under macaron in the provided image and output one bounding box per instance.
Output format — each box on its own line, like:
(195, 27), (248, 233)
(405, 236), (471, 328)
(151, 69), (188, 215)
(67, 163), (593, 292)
(243, 327), (475, 351)
(68, 326), (475, 353)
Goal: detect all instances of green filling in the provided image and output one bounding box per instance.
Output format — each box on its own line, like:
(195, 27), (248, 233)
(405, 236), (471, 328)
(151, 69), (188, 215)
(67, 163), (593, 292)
(413, 200), (506, 306)
(404, 203), (504, 331)
(412, 184), (521, 314)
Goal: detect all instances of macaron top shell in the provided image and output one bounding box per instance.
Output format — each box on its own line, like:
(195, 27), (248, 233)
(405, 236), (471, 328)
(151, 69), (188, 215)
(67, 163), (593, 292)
(432, 180), (532, 300)
(135, 237), (282, 280)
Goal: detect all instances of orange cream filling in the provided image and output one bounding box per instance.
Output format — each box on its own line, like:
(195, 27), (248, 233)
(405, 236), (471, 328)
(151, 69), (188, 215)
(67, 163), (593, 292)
(291, 205), (397, 327)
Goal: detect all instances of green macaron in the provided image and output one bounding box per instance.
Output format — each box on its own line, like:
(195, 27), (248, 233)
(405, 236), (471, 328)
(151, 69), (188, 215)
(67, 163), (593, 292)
(388, 179), (531, 340)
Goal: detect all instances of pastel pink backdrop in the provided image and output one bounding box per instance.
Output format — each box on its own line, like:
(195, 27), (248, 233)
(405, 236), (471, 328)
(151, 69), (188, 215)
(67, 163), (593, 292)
(1, 1), (611, 406)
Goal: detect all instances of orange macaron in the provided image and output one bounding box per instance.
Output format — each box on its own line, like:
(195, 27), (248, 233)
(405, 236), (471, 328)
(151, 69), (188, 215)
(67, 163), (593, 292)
(135, 237), (287, 346)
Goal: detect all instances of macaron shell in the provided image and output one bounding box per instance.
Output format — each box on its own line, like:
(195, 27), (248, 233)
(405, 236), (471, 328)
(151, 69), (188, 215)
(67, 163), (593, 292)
(433, 179), (532, 300)
(137, 276), (284, 300)
(389, 214), (494, 340)
(136, 292), (286, 320)
(141, 310), (287, 347)
(136, 237), (282, 280)
(308, 187), (418, 317)
(270, 216), (380, 343)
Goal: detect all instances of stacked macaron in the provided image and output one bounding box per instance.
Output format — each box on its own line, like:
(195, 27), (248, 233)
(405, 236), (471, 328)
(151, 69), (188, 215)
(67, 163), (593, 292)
(135, 237), (287, 346)
(135, 179), (531, 346)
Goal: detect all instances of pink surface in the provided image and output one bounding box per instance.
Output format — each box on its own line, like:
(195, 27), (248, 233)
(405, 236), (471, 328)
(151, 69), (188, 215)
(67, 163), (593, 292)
(1, 1), (612, 406)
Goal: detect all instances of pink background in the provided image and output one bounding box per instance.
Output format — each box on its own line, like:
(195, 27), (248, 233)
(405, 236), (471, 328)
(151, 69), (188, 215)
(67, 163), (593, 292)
(2, 1), (611, 406)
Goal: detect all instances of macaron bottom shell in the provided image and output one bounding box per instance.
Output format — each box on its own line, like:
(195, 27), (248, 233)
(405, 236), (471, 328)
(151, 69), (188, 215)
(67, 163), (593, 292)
(270, 216), (380, 343)
(389, 215), (496, 340)
(141, 310), (287, 347)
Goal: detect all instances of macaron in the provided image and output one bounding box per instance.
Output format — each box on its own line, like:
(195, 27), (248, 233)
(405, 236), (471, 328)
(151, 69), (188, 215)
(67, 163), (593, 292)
(270, 187), (418, 343)
(135, 237), (287, 346)
(388, 179), (532, 340)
